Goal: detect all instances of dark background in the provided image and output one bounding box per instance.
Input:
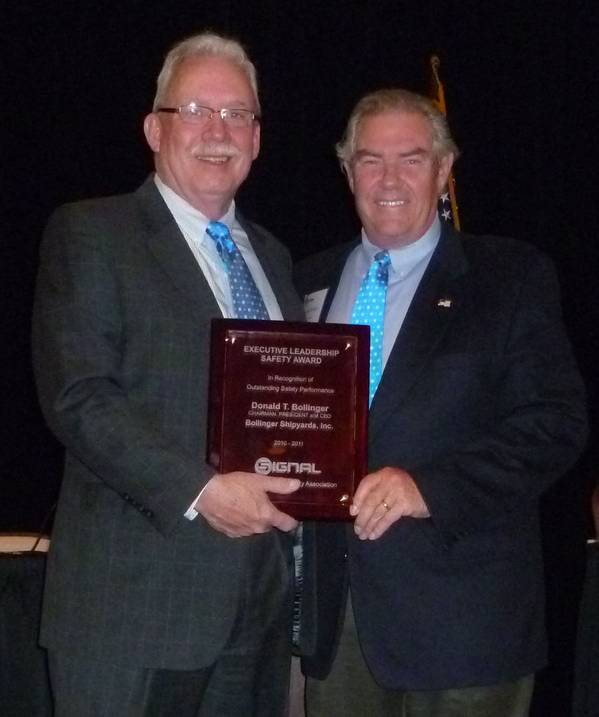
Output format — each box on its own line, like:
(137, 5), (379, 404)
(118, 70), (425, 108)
(2, 2), (598, 714)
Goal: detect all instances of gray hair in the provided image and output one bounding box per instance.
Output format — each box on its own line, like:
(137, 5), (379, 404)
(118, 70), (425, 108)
(336, 88), (459, 169)
(152, 32), (260, 113)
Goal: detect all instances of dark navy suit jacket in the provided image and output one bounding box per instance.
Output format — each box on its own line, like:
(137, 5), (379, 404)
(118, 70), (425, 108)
(297, 225), (587, 690)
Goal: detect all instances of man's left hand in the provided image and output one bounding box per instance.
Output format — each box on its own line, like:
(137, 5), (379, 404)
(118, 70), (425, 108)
(350, 467), (430, 540)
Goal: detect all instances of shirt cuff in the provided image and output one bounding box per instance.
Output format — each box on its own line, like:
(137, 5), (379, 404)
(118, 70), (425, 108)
(184, 480), (212, 521)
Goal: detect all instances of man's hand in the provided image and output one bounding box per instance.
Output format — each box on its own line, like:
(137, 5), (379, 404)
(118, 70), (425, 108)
(350, 467), (430, 540)
(196, 471), (300, 537)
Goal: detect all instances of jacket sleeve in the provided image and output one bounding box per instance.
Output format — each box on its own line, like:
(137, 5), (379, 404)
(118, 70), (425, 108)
(411, 250), (588, 542)
(32, 203), (211, 536)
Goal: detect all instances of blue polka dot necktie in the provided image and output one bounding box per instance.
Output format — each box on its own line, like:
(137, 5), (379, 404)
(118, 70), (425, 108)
(206, 221), (270, 320)
(351, 250), (391, 405)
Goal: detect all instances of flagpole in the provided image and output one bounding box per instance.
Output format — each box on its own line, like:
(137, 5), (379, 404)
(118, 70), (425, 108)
(429, 55), (461, 230)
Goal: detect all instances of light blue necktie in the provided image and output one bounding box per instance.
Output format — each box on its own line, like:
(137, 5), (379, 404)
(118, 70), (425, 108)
(351, 250), (391, 405)
(206, 221), (269, 320)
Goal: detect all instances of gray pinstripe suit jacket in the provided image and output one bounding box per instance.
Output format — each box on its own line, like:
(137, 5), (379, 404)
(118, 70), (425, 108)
(32, 178), (303, 669)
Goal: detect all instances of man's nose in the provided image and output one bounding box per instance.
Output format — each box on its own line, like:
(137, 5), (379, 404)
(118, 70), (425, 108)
(203, 112), (228, 139)
(381, 161), (402, 185)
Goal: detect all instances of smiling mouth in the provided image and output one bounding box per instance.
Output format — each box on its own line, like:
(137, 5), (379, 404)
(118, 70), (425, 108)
(197, 155), (231, 164)
(376, 199), (407, 207)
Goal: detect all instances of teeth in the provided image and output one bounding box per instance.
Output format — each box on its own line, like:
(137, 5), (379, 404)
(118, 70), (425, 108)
(377, 200), (406, 206)
(198, 156), (230, 163)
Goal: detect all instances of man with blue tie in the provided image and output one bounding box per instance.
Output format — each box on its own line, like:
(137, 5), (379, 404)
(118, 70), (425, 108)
(33, 32), (302, 716)
(297, 89), (587, 716)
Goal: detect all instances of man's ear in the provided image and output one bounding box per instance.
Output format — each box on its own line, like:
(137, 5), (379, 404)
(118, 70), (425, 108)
(345, 163), (355, 194)
(436, 152), (454, 194)
(143, 113), (161, 153)
(251, 120), (261, 160)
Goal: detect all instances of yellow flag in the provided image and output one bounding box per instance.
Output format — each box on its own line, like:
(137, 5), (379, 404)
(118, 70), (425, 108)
(429, 55), (461, 230)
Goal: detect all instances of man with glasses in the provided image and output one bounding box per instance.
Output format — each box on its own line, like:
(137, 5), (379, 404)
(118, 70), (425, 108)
(33, 32), (302, 716)
(296, 88), (587, 717)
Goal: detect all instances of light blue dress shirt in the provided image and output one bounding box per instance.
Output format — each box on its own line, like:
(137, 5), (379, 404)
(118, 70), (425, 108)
(327, 216), (441, 370)
(154, 174), (283, 320)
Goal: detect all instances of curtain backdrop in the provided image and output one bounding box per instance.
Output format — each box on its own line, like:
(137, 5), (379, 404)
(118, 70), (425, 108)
(2, 4), (597, 715)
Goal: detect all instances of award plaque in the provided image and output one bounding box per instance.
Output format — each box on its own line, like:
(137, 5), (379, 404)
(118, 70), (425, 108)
(207, 319), (369, 519)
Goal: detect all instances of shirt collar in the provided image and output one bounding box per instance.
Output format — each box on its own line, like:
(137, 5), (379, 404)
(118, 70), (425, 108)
(361, 214), (441, 279)
(153, 174), (237, 242)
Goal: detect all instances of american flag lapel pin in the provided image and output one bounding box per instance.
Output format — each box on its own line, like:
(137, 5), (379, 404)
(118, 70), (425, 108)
(437, 298), (452, 308)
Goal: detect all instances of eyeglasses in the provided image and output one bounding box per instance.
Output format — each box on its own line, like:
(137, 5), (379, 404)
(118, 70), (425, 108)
(156, 102), (259, 128)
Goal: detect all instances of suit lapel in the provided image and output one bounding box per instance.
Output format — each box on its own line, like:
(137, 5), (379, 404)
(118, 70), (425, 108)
(237, 212), (305, 321)
(135, 179), (224, 319)
(368, 227), (469, 439)
(239, 215), (286, 314)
